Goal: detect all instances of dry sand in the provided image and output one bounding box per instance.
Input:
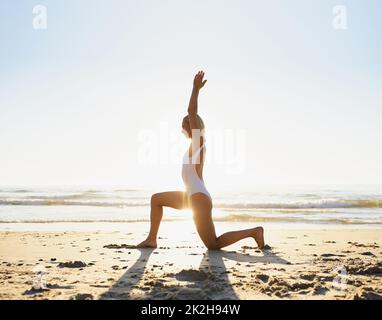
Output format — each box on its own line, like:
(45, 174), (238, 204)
(0, 222), (381, 300)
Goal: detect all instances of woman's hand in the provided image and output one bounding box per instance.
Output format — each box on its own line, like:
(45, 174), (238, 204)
(193, 71), (207, 90)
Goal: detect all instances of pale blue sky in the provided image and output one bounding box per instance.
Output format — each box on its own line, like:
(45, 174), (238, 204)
(1, 0), (381, 190)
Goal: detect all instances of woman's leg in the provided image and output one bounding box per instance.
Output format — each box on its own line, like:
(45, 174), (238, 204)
(137, 191), (189, 248)
(191, 193), (265, 250)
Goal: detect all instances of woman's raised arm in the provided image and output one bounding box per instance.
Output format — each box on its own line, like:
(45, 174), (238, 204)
(187, 71), (207, 131)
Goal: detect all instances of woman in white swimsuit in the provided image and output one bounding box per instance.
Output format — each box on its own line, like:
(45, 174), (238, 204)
(138, 71), (265, 250)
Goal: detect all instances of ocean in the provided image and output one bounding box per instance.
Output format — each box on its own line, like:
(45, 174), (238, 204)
(0, 185), (381, 231)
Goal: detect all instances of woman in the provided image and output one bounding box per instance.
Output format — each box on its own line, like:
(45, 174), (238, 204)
(138, 71), (264, 250)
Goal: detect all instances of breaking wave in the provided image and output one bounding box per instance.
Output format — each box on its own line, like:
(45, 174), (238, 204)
(0, 199), (381, 209)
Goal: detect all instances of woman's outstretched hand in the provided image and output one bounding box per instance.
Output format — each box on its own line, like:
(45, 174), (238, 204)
(193, 71), (207, 90)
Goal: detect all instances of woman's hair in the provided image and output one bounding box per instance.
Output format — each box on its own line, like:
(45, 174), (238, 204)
(183, 115), (205, 130)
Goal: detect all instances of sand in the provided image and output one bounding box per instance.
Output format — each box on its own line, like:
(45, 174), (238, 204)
(0, 222), (381, 300)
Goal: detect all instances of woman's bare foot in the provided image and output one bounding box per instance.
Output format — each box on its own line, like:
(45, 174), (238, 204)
(136, 238), (157, 248)
(252, 227), (265, 249)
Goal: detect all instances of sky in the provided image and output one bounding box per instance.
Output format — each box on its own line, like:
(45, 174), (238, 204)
(0, 0), (381, 192)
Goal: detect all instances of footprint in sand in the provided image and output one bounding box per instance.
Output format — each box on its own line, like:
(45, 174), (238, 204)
(360, 251), (376, 257)
(103, 244), (137, 249)
(57, 261), (87, 268)
(70, 293), (93, 300)
(176, 269), (209, 282)
(255, 274), (269, 283)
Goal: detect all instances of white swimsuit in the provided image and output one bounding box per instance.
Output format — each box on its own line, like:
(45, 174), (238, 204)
(181, 144), (211, 200)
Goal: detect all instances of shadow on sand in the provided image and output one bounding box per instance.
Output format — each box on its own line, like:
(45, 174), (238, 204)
(100, 248), (154, 300)
(100, 247), (289, 300)
(198, 249), (290, 299)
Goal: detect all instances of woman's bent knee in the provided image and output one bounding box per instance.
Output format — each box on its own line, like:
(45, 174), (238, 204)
(203, 237), (220, 250)
(151, 193), (161, 206)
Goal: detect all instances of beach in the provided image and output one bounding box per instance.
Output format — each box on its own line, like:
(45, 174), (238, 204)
(2, 0), (382, 305)
(1, 221), (381, 300)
